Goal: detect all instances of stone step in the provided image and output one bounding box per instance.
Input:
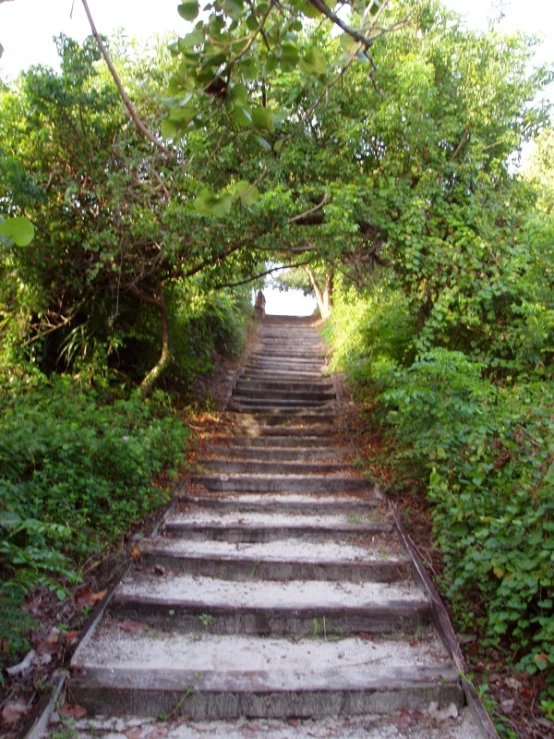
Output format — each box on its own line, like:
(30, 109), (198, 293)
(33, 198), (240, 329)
(240, 374), (329, 385)
(226, 411), (335, 426)
(110, 573), (431, 636)
(229, 398), (333, 410)
(191, 473), (375, 494)
(163, 519), (393, 543)
(226, 425), (336, 438)
(175, 493), (384, 516)
(71, 709), (484, 739)
(140, 540), (409, 582)
(199, 459), (353, 476)
(247, 357), (326, 368)
(252, 345), (323, 353)
(71, 629), (463, 720)
(212, 436), (341, 447)
(138, 533), (404, 578)
(205, 444), (349, 460)
(235, 379), (334, 392)
(233, 386), (335, 401)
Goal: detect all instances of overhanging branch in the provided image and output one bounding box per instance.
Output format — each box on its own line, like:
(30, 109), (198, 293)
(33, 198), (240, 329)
(80, 0), (170, 157)
(212, 259), (315, 289)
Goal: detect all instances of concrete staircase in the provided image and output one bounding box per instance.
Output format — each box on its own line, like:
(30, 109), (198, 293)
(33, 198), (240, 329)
(68, 315), (485, 738)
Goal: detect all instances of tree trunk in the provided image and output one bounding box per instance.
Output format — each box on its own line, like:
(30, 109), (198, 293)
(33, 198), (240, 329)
(305, 267), (333, 319)
(129, 285), (171, 396)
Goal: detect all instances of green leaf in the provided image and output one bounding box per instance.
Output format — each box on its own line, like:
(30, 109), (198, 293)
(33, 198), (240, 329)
(231, 105), (253, 128)
(0, 217), (35, 246)
(340, 33), (362, 54)
(168, 105), (197, 124)
(246, 14), (258, 31)
(274, 138), (285, 153)
(252, 107), (275, 133)
(230, 180), (260, 206)
(0, 43), (3, 60)
(300, 48), (326, 77)
(279, 43), (299, 72)
(253, 134), (272, 151)
(229, 83), (249, 105)
(298, 0), (322, 18)
(179, 29), (205, 47)
(220, 0), (244, 19)
(177, 1), (200, 21)
(194, 188), (233, 218)
(160, 119), (181, 140)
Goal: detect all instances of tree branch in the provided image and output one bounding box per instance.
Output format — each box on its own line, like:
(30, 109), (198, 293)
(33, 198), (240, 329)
(80, 0), (170, 157)
(306, 0), (376, 49)
(450, 125), (470, 160)
(288, 193), (330, 224)
(212, 259), (315, 289)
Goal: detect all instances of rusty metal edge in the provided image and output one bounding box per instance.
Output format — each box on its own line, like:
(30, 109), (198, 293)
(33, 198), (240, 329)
(386, 494), (500, 739)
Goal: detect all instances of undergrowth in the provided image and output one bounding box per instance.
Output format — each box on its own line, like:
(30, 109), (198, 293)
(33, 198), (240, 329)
(0, 377), (188, 663)
(324, 284), (554, 717)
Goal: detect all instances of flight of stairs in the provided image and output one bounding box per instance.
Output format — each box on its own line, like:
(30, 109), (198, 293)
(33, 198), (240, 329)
(68, 315), (484, 738)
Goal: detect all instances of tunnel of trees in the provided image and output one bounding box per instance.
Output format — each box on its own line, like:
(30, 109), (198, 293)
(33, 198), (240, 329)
(1, 0), (554, 725)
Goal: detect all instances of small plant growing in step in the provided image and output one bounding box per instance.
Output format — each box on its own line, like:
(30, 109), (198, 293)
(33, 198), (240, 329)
(311, 617), (344, 642)
(198, 613), (215, 629)
(159, 673), (203, 721)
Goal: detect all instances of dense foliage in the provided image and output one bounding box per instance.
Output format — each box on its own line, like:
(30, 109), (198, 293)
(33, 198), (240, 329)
(1, 0), (554, 722)
(0, 379), (188, 659)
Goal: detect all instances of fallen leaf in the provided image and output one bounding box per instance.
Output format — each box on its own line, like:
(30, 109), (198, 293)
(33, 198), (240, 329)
(76, 588), (107, 609)
(59, 704), (87, 719)
(130, 546), (142, 561)
(121, 620), (147, 635)
(2, 700), (28, 727)
(65, 630), (80, 645)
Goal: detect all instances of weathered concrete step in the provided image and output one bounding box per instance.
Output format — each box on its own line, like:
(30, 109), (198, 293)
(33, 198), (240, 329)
(164, 521), (392, 543)
(205, 444), (349, 460)
(234, 386), (335, 401)
(227, 411), (335, 426)
(138, 537), (407, 582)
(111, 573), (430, 635)
(253, 354), (326, 363)
(176, 493), (383, 515)
(71, 630), (462, 719)
(227, 425), (336, 438)
(71, 709), (485, 739)
(247, 358), (326, 369)
(258, 342), (324, 351)
(235, 379), (334, 392)
(241, 368), (328, 380)
(212, 436), (342, 448)
(191, 473), (374, 494)
(199, 459), (353, 475)
(230, 398), (333, 410)
(256, 344), (325, 353)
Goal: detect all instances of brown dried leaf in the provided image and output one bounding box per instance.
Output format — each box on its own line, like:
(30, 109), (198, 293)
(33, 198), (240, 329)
(2, 700), (28, 727)
(121, 620), (147, 635)
(59, 704), (87, 719)
(76, 587), (107, 609)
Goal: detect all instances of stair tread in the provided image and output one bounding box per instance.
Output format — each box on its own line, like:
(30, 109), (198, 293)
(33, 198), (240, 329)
(139, 537), (407, 563)
(114, 572), (426, 609)
(74, 628), (455, 680)
(72, 709), (482, 739)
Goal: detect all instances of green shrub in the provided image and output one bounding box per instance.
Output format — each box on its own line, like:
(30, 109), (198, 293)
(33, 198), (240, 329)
(324, 286), (554, 702)
(0, 377), (188, 659)
(380, 354), (554, 687)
